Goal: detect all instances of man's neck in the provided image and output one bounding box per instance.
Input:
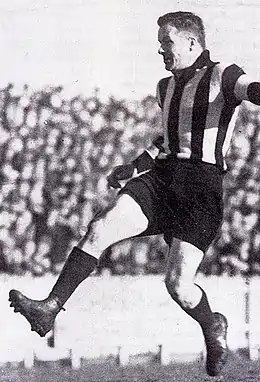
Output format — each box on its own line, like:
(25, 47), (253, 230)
(172, 48), (205, 78)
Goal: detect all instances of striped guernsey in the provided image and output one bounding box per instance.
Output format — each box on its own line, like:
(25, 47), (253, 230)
(156, 50), (245, 170)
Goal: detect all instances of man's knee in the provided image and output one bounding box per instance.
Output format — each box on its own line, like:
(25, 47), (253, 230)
(79, 202), (120, 256)
(165, 239), (204, 307)
(165, 273), (182, 303)
(165, 272), (195, 308)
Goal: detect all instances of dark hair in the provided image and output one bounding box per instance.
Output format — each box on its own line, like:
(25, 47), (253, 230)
(157, 11), (206, 49)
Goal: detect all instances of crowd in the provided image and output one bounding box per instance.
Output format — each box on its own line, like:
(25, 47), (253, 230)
(0, 83), (260, 277)
(204, 104), (260, 277)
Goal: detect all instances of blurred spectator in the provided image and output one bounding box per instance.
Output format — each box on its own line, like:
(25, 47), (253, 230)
(1, 84), (260, 276)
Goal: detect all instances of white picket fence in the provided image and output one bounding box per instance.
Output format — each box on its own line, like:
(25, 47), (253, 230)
(2, 273), (260, 368)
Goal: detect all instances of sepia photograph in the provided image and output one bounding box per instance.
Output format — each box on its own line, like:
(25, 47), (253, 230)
(2, 0), (260, 380)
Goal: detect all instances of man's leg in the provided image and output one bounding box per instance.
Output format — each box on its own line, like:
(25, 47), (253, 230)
(9, 194), (149, 337)
(165, 238), (228, 377)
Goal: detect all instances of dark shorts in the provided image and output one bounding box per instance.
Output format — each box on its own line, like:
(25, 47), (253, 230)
(119, 158), (224, 252)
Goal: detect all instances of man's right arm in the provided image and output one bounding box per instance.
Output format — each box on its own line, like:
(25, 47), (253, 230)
(107, 80), (165, 189)
(106, 135), (164, 189)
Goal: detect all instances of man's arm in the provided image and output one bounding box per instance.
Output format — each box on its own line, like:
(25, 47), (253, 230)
(107, 135), (164, 189)
(107, 80), (165, 189)
(234, 74), (260, 105)
(141, 135), (165, 161)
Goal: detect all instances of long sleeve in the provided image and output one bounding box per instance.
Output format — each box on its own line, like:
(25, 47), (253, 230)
(234, 73), (260, 105)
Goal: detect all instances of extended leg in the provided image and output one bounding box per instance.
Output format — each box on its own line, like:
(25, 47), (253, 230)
(9, 194), (148, 337)
(165, 238), (228, 376)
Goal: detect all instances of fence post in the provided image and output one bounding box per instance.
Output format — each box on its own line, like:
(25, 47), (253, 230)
(24, 349), (34, 369)
(159, 343), (172, 365)
(117, 346), (130, 366)
(69, 348), (81, 369)
(245, 276), (258, 360)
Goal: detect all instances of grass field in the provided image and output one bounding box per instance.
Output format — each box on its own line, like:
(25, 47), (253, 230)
(3, 274), (260, 381)
(4, 273), (260, 364)
(1, 354), (260, 382)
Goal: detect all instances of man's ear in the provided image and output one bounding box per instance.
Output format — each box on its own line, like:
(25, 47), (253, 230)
(188, 37), (196, 51)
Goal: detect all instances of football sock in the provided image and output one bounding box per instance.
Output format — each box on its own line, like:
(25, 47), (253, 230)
(49, 246), (97, 307)
(182, 285), (214, 331)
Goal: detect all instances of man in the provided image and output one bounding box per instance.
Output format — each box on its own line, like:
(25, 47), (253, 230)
(9, 11), (260, 377)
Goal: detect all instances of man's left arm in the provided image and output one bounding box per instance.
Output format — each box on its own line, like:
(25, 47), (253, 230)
(234, 74), (260, 105)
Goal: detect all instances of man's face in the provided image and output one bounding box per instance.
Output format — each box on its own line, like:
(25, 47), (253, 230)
(158, 23), (194, 72)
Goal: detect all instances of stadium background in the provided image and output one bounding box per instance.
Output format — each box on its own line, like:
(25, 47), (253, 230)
(2, 0), (260, 380)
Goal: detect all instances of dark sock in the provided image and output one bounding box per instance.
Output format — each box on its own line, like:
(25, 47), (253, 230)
(49, 246), (97, 307)
(182, 285), (214, 331)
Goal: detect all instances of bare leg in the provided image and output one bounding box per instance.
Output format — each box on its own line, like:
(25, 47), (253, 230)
(9, 194), (149, 336)
(165, 238), (204, 309)
(164, 238), (228, 377)
(78, 193), (149, 258)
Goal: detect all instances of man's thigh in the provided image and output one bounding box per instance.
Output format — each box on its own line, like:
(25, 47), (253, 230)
(89, 193), (150, 240)
(119, 170), (169, 238)
(79, 193), (149, 256)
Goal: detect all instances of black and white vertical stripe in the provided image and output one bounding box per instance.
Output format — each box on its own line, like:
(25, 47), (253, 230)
(156, 56), (245, 170)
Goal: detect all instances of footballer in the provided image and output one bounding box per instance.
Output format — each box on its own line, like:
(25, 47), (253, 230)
(9, 11), (260, 376)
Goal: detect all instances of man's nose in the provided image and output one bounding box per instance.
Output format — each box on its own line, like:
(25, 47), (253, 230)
(158, 45), (164, 55)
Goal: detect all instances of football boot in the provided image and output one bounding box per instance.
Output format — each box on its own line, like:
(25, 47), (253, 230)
(9, 289), (65, 337)
(203, 312), (228, 376)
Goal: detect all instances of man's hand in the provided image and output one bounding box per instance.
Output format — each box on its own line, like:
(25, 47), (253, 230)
(106, 164), (135, 189)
